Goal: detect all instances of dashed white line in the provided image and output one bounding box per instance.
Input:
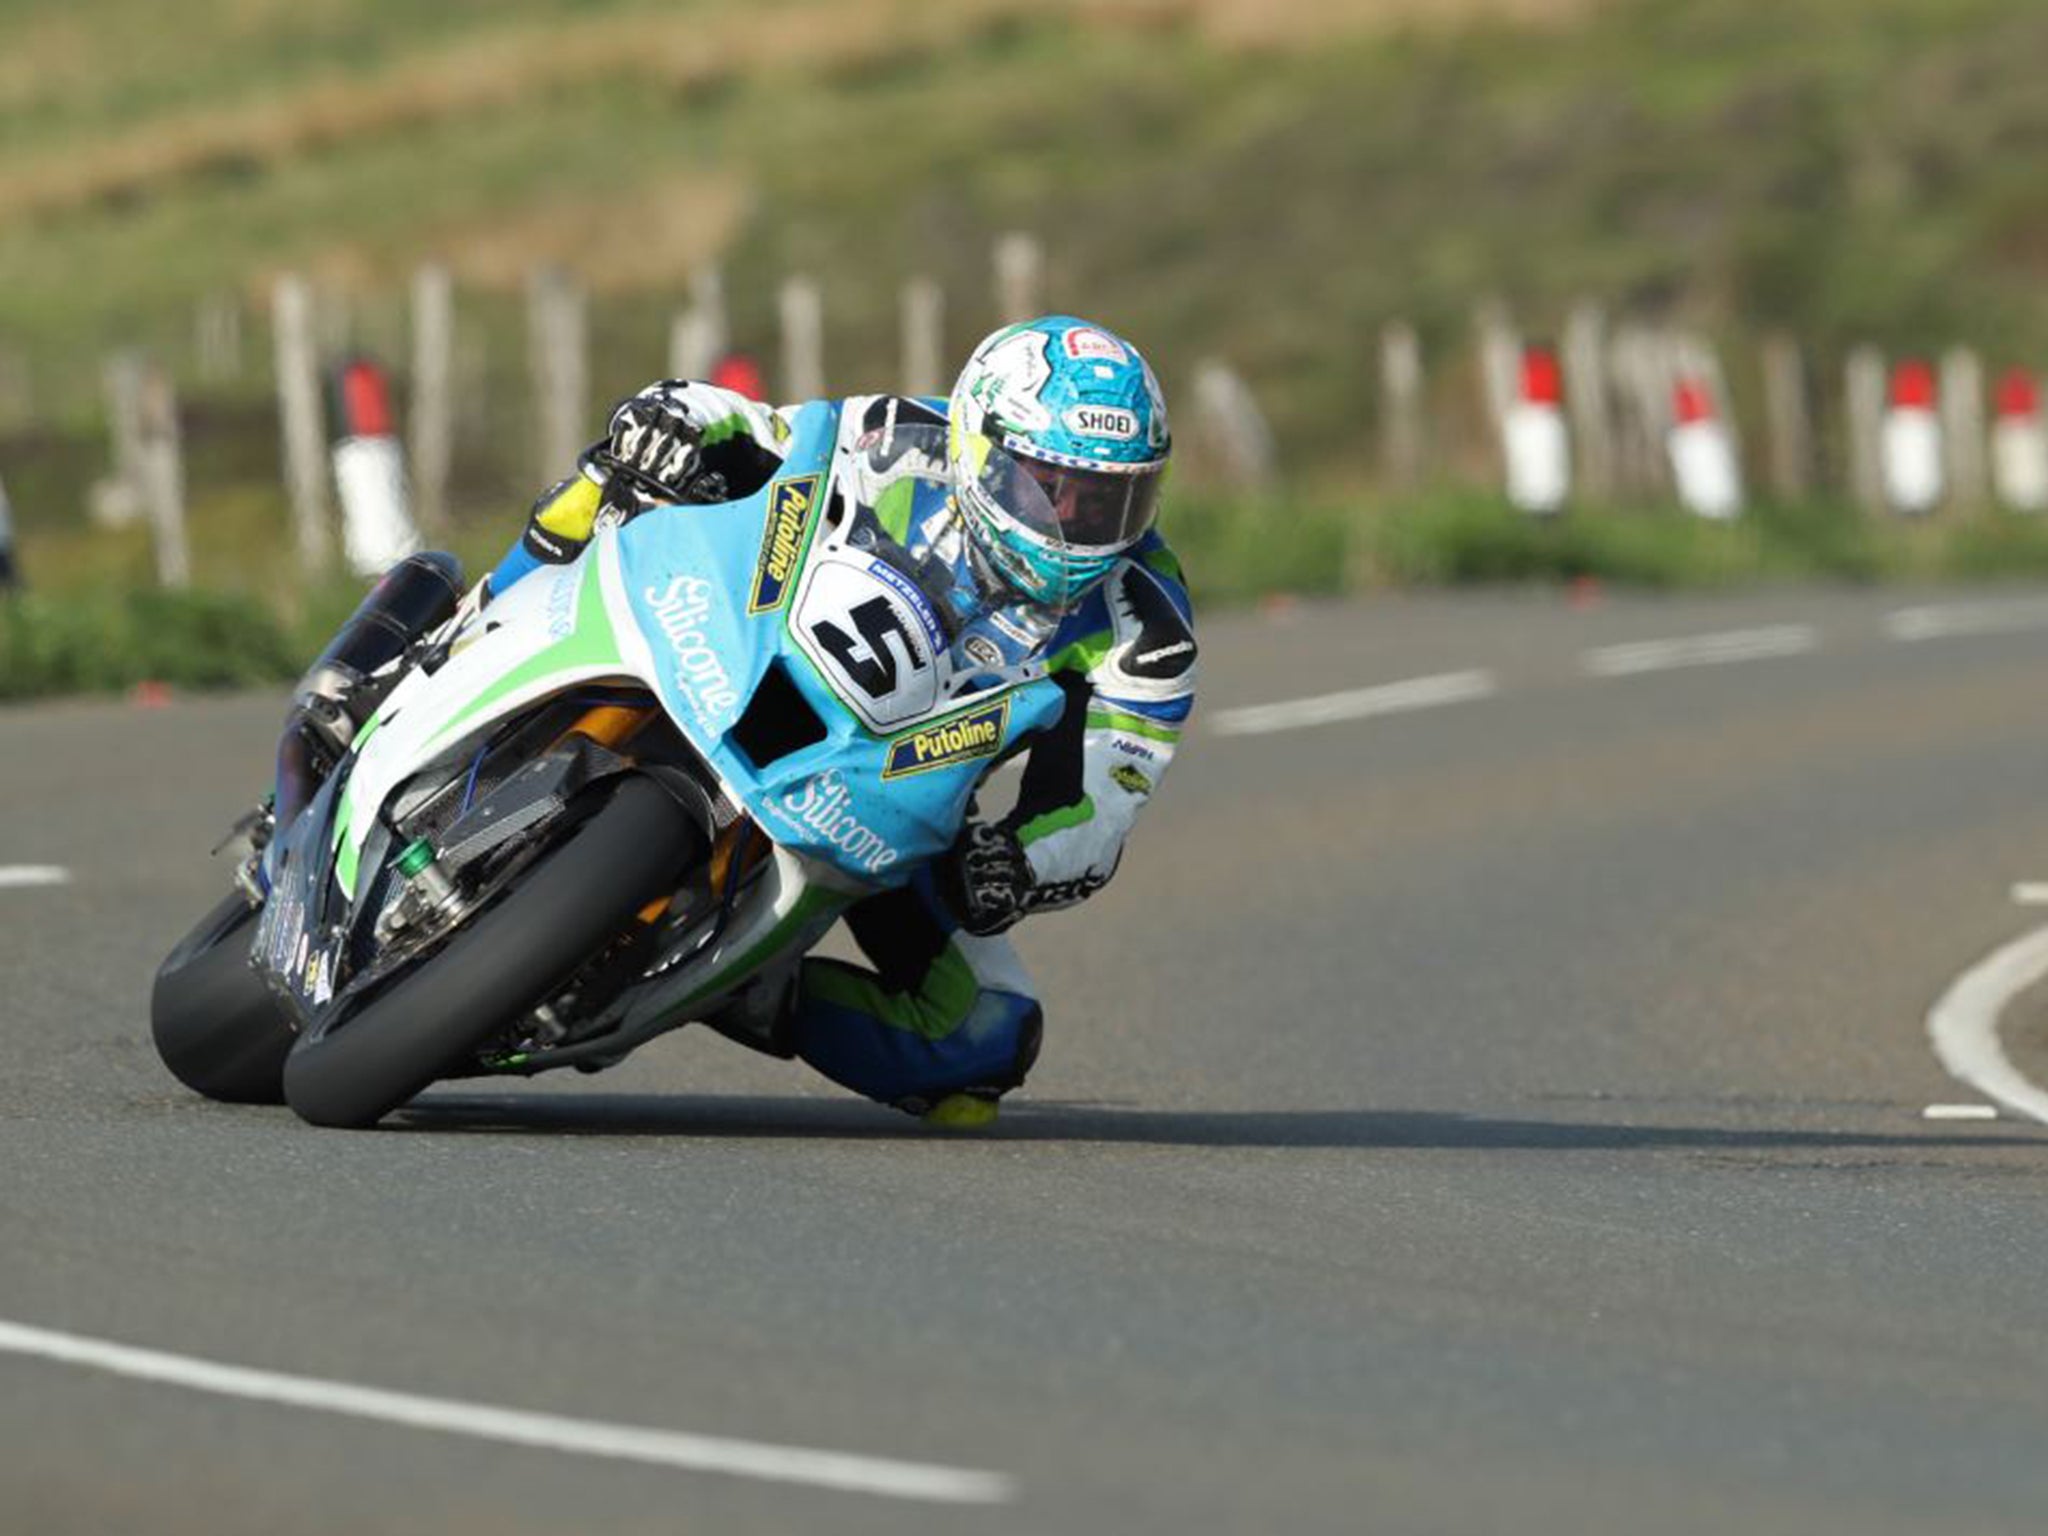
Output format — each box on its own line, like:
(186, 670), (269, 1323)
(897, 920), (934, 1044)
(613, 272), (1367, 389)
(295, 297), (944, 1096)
(1579, 625), (1818, 679)
(0, 865), (70, 889)
(1923, 1103), (1999, 1121)
(1885, 598), (2048, 643)
(1207, 669), (1497, 737)
(0, 1319), (1014, 1506)
(2012, 882), (2048, 907)
(1926, 922), (2048, 1127)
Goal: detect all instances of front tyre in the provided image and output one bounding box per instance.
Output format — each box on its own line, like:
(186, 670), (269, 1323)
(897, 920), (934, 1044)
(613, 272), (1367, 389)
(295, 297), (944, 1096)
(151, 891), (295, 1105)
(282, 775), (702, 1129)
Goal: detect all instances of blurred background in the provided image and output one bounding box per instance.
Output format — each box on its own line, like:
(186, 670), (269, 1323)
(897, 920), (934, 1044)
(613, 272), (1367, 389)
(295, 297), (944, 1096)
(4, 0), (2048, 693)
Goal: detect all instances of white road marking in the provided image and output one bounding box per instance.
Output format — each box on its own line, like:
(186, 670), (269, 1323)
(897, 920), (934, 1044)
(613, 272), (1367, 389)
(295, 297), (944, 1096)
(1923, 1103), (1999, 1121)
(2012, 883), (2048, 907)
(1926, 923), (2048, 1127)
(0, 1319), (1014, 1506)
(1579, 625), (1817, 679)
(1207, 669), (1497, 737)
(0, 865), (70, 889)
(1885, 598), (2048, 643)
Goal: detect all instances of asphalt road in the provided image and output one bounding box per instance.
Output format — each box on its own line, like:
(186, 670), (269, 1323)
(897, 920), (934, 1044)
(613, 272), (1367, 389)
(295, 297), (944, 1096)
(7, 584), (2048, 1534)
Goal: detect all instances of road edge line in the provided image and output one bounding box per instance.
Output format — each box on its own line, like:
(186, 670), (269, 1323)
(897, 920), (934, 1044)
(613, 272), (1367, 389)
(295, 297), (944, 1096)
(0, 1318), (1015, 1506)
(1926, 923), (2048, 1127)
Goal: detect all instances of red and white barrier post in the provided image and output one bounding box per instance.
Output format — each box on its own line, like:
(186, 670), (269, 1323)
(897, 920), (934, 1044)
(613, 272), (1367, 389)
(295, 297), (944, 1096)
(1991, 368), (2048, 514)
(1881, 358), (1944, 516)
(330, 357), (421, 577)
(1667, 376), (1743, 519)
(1503, 343), (1570, 515)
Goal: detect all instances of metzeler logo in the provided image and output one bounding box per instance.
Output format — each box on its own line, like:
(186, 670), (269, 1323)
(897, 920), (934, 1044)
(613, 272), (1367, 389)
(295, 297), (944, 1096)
(882, 698), (1011, 779)
(644, 576), (740, 715)
(783, 768), (898, 874)
(749, 475), (818, 613)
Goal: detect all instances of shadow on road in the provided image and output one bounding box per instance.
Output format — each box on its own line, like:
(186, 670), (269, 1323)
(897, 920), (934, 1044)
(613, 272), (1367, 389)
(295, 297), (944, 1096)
(392, 1092), (2045, 1151)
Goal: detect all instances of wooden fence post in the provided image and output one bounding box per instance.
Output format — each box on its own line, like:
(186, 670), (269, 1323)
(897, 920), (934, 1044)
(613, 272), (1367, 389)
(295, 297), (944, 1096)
(1941, 346), (1987, 513)
(194, 293), (244, 386)
(1845, 345), (1887, 515)
(94, 352), (148, 528)
(409, 263), (454, 539)
(779, 275), (826, 402)
(138, 362), (190, 590)
(1472, 297), (1519, 450)
(1378, 320), (1425, 492)
(0, 350), (33, 431)
(994, 232), (1043, 325)
(527, 266), (589, 480)
(691, 264), (728, 365)
(668, 309), (716, 381)
(901, 276), (945, 398)
(1760, 334), (1813, 503)
(274, 274), (333, 575)
(1562, 302), (1614, 502)
(1192, 359), (1277, 490)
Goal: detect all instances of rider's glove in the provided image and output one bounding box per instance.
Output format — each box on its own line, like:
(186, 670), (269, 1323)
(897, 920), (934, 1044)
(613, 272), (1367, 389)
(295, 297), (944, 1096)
(939, 823), (1032, 937)
(592, 383), (710, 510)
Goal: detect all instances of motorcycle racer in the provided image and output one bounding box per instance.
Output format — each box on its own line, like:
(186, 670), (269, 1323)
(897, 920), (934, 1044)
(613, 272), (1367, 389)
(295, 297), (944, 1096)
(482, 316), (1196, 1127)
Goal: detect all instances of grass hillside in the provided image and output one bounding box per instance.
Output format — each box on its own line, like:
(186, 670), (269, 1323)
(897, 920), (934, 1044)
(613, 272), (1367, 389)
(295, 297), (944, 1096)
(7, 0), (2046, 407)
(4, 0), (2048, 625)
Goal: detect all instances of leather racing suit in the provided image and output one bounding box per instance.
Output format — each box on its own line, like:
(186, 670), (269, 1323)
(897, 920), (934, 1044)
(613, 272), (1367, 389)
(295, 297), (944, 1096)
(484, 384), (1198, 1114)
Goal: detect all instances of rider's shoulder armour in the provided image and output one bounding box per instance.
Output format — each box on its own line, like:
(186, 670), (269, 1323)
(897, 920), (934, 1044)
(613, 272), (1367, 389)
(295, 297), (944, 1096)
(1048, 533), (1196, 704)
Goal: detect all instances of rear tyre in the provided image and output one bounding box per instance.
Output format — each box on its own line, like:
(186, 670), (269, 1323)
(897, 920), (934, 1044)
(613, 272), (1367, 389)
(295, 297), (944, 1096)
(151, 891), (295, 1105)
(282, 775), (702, 1129)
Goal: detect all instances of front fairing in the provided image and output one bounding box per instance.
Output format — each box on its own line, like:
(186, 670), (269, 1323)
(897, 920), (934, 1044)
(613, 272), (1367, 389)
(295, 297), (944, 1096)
(612, 401), (1066, 887)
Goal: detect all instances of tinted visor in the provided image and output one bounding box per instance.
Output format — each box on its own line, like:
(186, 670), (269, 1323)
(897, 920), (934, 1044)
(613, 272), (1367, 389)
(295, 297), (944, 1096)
(976, 445), (1163, 553)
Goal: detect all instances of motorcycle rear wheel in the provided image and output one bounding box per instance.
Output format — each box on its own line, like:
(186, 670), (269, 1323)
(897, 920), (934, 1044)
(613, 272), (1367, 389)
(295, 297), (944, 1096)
(282, 774), (703, 1129)
(151, 891), (296, 1105)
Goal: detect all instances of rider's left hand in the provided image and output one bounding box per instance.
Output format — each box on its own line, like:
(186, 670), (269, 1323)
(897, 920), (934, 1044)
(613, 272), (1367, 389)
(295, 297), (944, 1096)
(939, 822), (1031, 937)
(593, 384), (707, 509)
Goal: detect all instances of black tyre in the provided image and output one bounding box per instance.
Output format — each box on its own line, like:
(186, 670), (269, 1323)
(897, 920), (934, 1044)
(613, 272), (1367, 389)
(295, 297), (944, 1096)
(151, 891), (295, 1105)
(282, 775), (701, 1129)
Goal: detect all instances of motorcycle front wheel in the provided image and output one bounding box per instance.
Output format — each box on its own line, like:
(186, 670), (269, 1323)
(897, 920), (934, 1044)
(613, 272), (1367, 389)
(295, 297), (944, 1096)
(282, 774), (704, 1129)
(151, 890), (295, 1105)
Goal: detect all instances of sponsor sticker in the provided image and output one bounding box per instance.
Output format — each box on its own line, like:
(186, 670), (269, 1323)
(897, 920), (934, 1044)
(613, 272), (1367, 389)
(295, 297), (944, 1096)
(1063, 405), (1139, 442)
(1111, 763), (1153, 796)
(748, 474), (818, 614)
(779, 767), (898, 874)
(962, 634), (1005, 669)
(1063, 328), (1130, 365)
(644, 575), (741, 718)
(882, 697), (1012, 780)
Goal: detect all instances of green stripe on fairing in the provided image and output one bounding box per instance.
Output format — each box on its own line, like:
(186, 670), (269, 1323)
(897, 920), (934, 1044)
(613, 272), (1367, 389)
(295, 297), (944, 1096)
(336, 824), (360, 894)
(1086, 706), (1181, 743)
(426, 554), (621, 752)
(1017, 794), (1094, 846)
(670, 886), (843, 1014)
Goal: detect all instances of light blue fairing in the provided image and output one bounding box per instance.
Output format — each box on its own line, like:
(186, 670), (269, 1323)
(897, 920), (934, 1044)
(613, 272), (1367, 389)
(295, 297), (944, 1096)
(615, 401), (1065, 888)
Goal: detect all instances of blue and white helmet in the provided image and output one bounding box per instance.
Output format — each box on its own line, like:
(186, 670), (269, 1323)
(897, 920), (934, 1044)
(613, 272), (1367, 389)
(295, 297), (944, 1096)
(948, 315), (1171, 609)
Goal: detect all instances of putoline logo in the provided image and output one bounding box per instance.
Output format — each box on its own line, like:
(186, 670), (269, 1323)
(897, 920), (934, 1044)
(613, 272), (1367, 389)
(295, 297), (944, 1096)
(882, 697), (1011, 779)
(749, 474), (819, 614)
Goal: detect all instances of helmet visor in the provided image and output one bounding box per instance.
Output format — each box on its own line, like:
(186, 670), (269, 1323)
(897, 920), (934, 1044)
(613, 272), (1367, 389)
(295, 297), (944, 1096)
(974, 444), (1163, 555)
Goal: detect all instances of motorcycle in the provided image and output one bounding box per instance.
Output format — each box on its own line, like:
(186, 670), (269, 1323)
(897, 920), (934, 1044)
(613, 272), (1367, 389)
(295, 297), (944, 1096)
(150, 406), (1066, 1127)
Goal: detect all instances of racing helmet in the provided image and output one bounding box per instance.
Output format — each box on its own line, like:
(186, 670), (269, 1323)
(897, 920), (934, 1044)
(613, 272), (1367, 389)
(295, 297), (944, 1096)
(947, 316), (1171, 608)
